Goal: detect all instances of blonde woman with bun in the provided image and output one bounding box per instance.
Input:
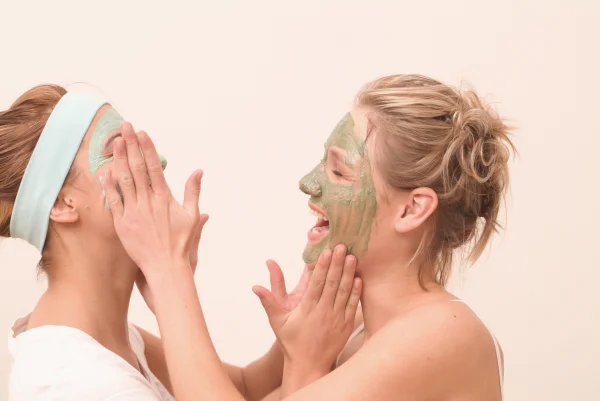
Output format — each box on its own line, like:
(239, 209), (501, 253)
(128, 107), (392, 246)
(109, 74), (515, 401)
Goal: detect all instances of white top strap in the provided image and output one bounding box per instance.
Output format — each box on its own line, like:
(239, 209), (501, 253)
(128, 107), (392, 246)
(450, 299), (503, 400)
(335, 322), (365, 368)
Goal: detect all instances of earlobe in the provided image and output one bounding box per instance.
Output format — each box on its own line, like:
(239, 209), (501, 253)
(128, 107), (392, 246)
(49, 196), (79, 224)
(394, 188), (438, 234)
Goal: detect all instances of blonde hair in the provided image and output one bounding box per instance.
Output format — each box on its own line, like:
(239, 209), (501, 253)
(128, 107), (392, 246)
(357, 74), (515, 286)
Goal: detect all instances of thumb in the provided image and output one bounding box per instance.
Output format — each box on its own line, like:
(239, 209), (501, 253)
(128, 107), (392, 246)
(266, 260), (286, 300)
(183, 170), (203, 215)
(253, 285), (285, 322)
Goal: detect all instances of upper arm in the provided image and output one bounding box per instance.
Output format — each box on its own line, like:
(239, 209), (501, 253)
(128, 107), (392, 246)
(281, 303), (490, 401)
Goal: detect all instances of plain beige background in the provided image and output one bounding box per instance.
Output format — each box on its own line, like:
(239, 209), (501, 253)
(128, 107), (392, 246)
(0, 0), (598, 400)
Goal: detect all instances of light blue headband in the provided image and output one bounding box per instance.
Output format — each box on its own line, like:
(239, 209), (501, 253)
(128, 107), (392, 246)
(10, 92), (108, 252)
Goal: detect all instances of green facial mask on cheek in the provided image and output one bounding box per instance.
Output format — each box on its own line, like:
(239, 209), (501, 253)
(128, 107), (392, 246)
(89, 109), (124, 210)
(90, 108), (168, 209)
(300, 113), (377, 263)
(89, 108), (125, 175)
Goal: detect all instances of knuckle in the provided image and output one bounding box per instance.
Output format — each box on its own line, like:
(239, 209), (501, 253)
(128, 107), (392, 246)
(336, 287), (349, 297)
(325, 279), (338, 289)
(147, 162), (162, 174)
(120, 174), (134, 187)
(313, 279), (325, 289)
(132, 160), (146, 173)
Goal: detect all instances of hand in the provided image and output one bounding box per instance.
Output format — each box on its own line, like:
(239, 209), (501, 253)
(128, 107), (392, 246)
(263, 260), (312, 313)
(136, 195), (208, 313)
(102, 122), (209, 286)
(253, 244), (362, 379)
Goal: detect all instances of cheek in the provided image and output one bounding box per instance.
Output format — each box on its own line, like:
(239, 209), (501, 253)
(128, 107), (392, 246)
(95, 161), (114, 179)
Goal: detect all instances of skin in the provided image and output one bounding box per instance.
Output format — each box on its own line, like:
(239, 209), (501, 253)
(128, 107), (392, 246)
(89, 107), (167, 175)
(112, 106), (505, 401)
(90, 108), (167, 207)
(14, 106), (309, 400)
(299, 113), (377, 263)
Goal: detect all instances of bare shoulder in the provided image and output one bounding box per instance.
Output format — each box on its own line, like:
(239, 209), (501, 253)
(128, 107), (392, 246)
(363, 300), (502, 398)
(380, 299), (497, 356)
(287, 300), (502, 401)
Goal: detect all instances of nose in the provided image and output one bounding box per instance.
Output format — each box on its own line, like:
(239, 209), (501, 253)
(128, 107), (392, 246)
(159, 154), (167, 170)
(299, 165), (322, 197)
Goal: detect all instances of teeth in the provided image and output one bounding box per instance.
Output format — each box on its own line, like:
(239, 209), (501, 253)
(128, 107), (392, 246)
(309, 208), (328, 221)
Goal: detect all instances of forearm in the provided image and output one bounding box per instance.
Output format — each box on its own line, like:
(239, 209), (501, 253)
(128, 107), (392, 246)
(138, 327), (280, 400)
(150, 264), (244, 401)
(242, 341), (284, 401)
(280, 359), (329, 399)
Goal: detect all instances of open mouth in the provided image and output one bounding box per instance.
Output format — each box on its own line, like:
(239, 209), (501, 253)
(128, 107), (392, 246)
(307, 202), (330, 243)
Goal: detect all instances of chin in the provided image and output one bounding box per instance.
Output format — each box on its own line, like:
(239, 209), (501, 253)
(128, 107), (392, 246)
(302, 238), (329, 264)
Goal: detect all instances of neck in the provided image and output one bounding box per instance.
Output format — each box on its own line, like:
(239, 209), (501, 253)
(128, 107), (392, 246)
(30, 240), (136, 349)
(358, 257), (447, 338)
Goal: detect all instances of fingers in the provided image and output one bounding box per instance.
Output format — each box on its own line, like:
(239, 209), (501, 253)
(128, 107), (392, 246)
(112, 138), (137, 204)
(303, 248), (333, 305)
(137, 130), (169, 195)
(318, 245), (347, 307)
(252, 285), (285, 321)
(333, 254), (357, 313)
(102, 169), (124, 218)
(121, 123), (149, 198)
(266, 260), (287, 300)
(183, 170), (203, 216)
(345, 277), (362, 323)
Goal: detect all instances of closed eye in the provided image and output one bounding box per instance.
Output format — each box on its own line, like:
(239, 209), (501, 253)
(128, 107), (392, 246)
(103, 133), (122, 156)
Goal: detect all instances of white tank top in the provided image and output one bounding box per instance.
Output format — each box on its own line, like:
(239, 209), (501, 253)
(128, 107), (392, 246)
(335, 299), (504, 400)
(8, 320), (174, 401)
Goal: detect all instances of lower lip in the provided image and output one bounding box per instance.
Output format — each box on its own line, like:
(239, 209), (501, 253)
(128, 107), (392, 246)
(307, 226), (329, 243)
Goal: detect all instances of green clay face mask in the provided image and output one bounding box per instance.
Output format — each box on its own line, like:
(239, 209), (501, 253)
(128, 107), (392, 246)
(88, 108), (168, 175)
(89, 108), (125, 175)
(299, 113), (377, 264)
(89, 107), (168, 208)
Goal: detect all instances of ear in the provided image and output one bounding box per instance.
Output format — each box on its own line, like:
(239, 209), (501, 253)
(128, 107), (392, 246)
(49, 193), (80, 224)
(395, 188), (438, 234)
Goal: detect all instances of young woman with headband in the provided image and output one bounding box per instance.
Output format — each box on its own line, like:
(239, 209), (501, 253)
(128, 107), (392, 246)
(2, 85), (362, 401)
(107, 74), (514, 401)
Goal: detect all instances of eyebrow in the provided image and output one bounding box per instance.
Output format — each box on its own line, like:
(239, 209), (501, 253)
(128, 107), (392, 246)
(329, 147), (354, 167)
(104, 132), (122, 148)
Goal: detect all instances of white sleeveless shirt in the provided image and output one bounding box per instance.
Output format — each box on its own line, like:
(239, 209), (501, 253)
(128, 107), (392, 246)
(8, 320), (174, 401)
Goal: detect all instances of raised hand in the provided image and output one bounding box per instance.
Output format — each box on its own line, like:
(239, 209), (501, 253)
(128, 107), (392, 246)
(263, 260), (312, 313)
(253, 244), (362, 390)
(102, 122), (208, 288)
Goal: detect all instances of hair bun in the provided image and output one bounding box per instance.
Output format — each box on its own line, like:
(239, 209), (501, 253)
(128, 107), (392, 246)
(449, 91), (512, 218)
